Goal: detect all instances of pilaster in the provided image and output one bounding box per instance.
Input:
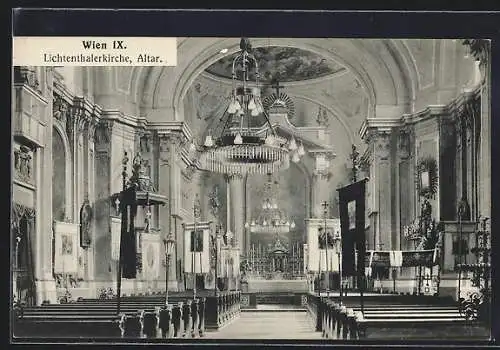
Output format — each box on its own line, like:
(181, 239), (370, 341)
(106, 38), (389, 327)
(362, 126), (398, 251)
(228, 174), (245, 255)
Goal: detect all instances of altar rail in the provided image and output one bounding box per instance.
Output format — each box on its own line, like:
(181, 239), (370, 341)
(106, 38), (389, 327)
(305, 294), (489, 340)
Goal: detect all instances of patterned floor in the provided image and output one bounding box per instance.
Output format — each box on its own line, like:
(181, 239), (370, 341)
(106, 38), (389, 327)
(204, 311), (321, 339)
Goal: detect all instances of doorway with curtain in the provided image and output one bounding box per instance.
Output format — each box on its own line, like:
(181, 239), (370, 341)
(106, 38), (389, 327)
(12, 204), (36, 306)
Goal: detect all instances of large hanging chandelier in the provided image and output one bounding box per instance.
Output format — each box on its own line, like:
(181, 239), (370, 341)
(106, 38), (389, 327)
(197, 38), (302, 176)
(244, 173), (296, 234)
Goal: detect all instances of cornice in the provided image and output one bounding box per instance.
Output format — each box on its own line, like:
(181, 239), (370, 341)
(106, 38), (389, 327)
(360, 84), (481, 140)
(359, 117), (402, 139)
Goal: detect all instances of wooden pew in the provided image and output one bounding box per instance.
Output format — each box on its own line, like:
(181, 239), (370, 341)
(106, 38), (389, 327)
(14, 296), (206, 339)
(204, 291), (241, 331)
(308, 296), (489, 340)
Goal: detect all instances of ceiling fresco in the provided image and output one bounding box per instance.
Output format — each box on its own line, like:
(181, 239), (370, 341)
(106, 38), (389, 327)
(205, 46), (345, 83)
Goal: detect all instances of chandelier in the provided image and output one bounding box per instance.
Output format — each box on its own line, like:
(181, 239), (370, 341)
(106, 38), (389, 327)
(244, 173), (296, 234)
(197, 38), (302, 176)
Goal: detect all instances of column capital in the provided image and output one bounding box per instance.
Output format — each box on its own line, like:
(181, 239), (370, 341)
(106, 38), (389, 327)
(312, 170), (332, 181)
(224, 173), (244, 182)
(359, 115), (402, 141)
(397, 124), (415, 159)
(94, 119), (114, 152)
(157, 131), (189, 154)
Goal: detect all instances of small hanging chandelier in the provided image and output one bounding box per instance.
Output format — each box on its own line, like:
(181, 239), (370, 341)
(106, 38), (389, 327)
(244, 173), (296, 234)
(197, 38), (301, 176)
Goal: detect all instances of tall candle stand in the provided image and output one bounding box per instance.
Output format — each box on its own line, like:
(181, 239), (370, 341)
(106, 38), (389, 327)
(457, 217), (490, 322)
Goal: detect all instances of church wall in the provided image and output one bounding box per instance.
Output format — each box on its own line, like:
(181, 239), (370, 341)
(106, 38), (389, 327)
(409, 40), (478, 112)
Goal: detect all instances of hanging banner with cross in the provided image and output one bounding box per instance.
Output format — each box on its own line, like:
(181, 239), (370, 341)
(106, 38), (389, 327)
(183, 221), (212, 274)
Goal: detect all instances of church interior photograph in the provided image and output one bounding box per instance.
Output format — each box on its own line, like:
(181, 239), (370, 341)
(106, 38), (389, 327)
(11, 37), (491, 341)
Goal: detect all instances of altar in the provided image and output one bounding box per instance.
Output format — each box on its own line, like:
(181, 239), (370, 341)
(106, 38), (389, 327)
(244, 237), (308, 293)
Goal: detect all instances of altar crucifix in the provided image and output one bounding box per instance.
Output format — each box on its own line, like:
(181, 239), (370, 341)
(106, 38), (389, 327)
(271, 74), (284, 96)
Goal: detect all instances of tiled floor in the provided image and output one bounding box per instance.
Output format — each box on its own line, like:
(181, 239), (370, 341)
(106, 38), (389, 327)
(204, 311), (321, 339)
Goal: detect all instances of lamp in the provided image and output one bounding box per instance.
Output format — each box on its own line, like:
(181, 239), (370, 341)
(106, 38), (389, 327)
(196, 38), (302, 176)
(163, 233), (176, 305)
(245, 173), (295, 234)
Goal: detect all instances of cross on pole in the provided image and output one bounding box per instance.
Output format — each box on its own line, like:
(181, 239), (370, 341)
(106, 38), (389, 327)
(271, 76), (284, 96)
(321, 201), (329, 214)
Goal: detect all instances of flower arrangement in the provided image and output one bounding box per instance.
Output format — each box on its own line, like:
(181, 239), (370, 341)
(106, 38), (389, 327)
(403, 218), (421, 241)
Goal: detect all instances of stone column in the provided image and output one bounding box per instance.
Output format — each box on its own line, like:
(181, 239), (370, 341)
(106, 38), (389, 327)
(397, 126), (415, 251)
(36, 68), (57, 303)
(228, 174), (245, 255)
(93, 121), (114, 283)
(479, 65), (490, 221)
(83, 116), (98, 293)
(158, 132), (184, 291)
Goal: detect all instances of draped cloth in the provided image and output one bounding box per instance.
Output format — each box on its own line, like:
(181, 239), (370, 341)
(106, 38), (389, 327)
(12, 204), (36, 305)
(389, 250), (403, 267)
(365, 251), (375, 277)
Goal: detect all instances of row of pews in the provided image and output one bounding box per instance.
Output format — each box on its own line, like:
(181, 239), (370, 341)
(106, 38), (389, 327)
(14, 291), (241, 339)
(306, 293), (490, 340)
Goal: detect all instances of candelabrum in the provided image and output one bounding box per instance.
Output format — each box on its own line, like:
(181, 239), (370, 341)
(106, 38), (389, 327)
(457, 217), (491, 322)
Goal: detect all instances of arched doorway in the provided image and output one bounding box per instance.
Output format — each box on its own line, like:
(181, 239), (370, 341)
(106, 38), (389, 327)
(12, 204), (36, 306)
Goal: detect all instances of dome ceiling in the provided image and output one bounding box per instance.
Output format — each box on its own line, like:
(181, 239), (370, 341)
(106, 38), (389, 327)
(205, 46), (346, 83)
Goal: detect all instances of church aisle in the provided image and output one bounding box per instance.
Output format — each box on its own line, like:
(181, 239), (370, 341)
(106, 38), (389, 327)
(204, 311), (321, 339)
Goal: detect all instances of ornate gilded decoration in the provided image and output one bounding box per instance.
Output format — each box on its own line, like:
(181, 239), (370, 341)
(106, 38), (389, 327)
(398, 125), (415, 159)
(208, 185), (221, 217)
(416, 157), (438, 199)
(261, 76), (296, 119)
(14, 66), (40, 91)
(128, 153), (156, 192)
(193, 193), (202, 220)
(13, 145), (34, 185)
(315, 106), (330, 127)
(94, 120), (114, 145)
(463, 39), (490, 66)
(79, 199), (92, 248)
(11, 203), (35, 232)
(53, 94), (70, 127)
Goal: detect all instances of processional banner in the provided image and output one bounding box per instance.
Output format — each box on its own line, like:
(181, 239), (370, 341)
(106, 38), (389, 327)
(120, 186), (137, 279)
(183, 221), (211, 274)
(337, 179), (368, 277)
